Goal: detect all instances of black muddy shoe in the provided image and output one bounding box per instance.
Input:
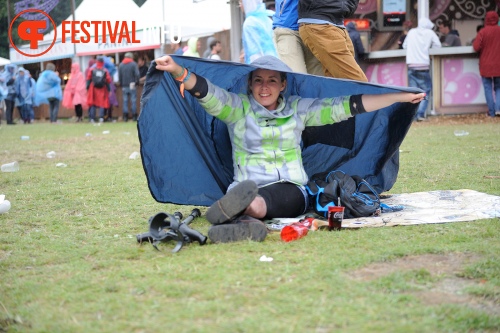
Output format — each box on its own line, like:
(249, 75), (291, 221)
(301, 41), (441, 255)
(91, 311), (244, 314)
(208, 215), (268, 243)
(206, 180), (258, 225)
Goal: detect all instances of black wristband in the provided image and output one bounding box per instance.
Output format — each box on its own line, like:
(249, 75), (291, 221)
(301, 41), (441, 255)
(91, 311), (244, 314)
(186, 74), (208, 99)
(349, 95), (366, 115)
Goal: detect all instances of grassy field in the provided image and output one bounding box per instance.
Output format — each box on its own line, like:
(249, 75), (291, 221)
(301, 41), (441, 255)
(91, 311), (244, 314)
(0, 116), (499, 333)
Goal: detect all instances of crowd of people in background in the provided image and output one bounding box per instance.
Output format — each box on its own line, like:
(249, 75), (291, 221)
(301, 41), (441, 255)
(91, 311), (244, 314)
(1, 1), (498, 124)
(0, 52), (147, 124)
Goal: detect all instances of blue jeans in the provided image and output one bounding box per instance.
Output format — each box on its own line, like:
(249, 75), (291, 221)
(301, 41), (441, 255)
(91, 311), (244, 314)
(481, 76), (500, 117)
(408, 68), (432, 118)
(88, 106), (104, 121)
(49, 99), (60, 123)
(122, 87), (137, 117)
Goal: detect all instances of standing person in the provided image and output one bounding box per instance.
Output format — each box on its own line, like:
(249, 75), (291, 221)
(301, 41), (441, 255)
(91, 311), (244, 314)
(272, 0), (322, 75)
(86, 56), (111, 123)
(346, 21), (365, 65)
(207, 40), (222, 60)
(138, 56), (148, 85)
(84, 58), (96, 82)
(183, 38), (201, 57)
(171, 38), (184, 55)
(105, 81), (119, 122)
(298, 0), (367, 81)
(202, 36), (216, 59)
(35, 63), (62, 123)
(403, 17), (441, 121)
(240, 0), (278, 64)
(26, 72), (36, 123)
(154, 55), (425, 243)
(473, 11), (500, 118)
(398, 20), (413, 49)
(14, 68), (33, 124)
(438, 20), (461, 47)
(0, 64), (18, 125)
(118, 52), (140, 121)
(62, 63), (87, 122)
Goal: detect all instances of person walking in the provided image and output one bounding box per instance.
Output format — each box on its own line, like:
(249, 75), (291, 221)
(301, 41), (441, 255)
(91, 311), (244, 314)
(272, 0), (322, 75)
(154, 54), (425, 243)
(35, 63), (62, 123)
(403, 17), (441, 121)
(86, 56), (111, 122)
(473, 11), (500, 117)
(118, 52), (140, 121)
(62, 63), (87, 122)
(298, 0), (367, 81)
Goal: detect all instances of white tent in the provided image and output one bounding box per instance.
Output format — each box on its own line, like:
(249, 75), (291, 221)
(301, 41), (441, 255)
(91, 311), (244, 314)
(0, 57), (11, 66)
(43, 0), (140, 42)
(137, 0), (232, 41)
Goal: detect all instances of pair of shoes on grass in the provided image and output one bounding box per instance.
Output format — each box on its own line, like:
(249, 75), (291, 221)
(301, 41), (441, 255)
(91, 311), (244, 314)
(206, 180), (267, 243)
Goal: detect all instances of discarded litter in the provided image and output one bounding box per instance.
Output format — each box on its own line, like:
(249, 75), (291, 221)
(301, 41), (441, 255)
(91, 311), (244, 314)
(129, 151), (140, 160)
(0, 195), (11, 214)
(1, 161), (19, 172)
(85, 133), (92, 137)
(454, 130), (469, 137)
(20, 136), (30, 140)
(55, 163), (67, 168)
(102, 130), (110, 134)
(259, 255), (273, 262)
(46, 151), (56, 158)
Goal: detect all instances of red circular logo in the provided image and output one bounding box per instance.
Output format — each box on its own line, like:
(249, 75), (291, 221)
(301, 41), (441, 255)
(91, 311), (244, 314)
(9, 9), (57, 57)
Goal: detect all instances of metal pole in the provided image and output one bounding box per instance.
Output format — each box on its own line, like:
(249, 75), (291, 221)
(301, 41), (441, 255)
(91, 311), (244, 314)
(229, 0), (243, 62)
(418, 0), (429, 20)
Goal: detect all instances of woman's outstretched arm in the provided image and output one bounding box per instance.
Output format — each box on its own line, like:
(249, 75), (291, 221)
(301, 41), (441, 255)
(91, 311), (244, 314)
(362, 92), (426, 112)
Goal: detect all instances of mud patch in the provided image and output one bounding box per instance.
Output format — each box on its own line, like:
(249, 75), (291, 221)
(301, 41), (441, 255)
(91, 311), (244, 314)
(347, 253), (499, 316)
(348, 253), (480, 280)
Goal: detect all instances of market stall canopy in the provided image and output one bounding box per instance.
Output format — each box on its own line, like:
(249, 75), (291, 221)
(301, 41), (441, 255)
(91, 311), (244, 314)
(136, 0), (231, 41)
(0, 57), (11, 66)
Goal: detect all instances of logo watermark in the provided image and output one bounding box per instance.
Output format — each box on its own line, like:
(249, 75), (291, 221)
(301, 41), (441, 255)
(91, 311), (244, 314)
(9, 9), (144, 57)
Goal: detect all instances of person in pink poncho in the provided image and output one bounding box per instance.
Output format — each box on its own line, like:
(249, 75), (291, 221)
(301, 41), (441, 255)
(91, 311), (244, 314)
(62, 63), (88, 122)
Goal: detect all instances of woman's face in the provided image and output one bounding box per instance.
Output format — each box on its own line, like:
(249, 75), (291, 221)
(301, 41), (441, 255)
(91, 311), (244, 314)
(249, 69), (286, 111)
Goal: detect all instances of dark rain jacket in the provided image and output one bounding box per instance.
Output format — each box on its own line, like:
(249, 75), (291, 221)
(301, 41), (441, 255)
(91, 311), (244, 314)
(298, 0), (359, 25)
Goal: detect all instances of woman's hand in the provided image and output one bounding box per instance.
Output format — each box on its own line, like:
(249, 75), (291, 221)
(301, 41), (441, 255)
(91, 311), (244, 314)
(155, 55), (183, 76)
(403, 92), (426, 104)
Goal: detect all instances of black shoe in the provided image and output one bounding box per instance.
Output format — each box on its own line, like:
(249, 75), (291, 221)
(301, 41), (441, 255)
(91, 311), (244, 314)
(7, 122), (16, 125)
(132, 115), (137, 122)
(206, 180), (258, 225)
(208, 215), (268, 243)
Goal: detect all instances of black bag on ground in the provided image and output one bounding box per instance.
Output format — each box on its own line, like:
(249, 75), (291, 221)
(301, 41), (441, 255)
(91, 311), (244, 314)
(306, 170), (380, 219)
(91, 68), (107, 88)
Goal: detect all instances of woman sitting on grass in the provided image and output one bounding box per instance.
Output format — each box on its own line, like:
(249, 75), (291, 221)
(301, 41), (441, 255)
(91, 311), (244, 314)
(154, 55), (425, 243)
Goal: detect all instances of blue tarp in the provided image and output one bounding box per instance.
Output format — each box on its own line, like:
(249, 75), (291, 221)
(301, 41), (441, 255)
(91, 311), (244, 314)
(138, 56), (421, 206)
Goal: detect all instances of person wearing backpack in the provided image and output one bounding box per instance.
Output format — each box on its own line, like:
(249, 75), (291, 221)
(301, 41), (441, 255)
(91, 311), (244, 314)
(154, 55), (425, 243)
(86, 56), (111, 123)
(118, 52), (140, 121)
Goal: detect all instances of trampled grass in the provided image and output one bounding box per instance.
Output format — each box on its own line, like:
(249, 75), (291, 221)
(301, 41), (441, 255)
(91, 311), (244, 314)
(0, 117), (499, 333)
